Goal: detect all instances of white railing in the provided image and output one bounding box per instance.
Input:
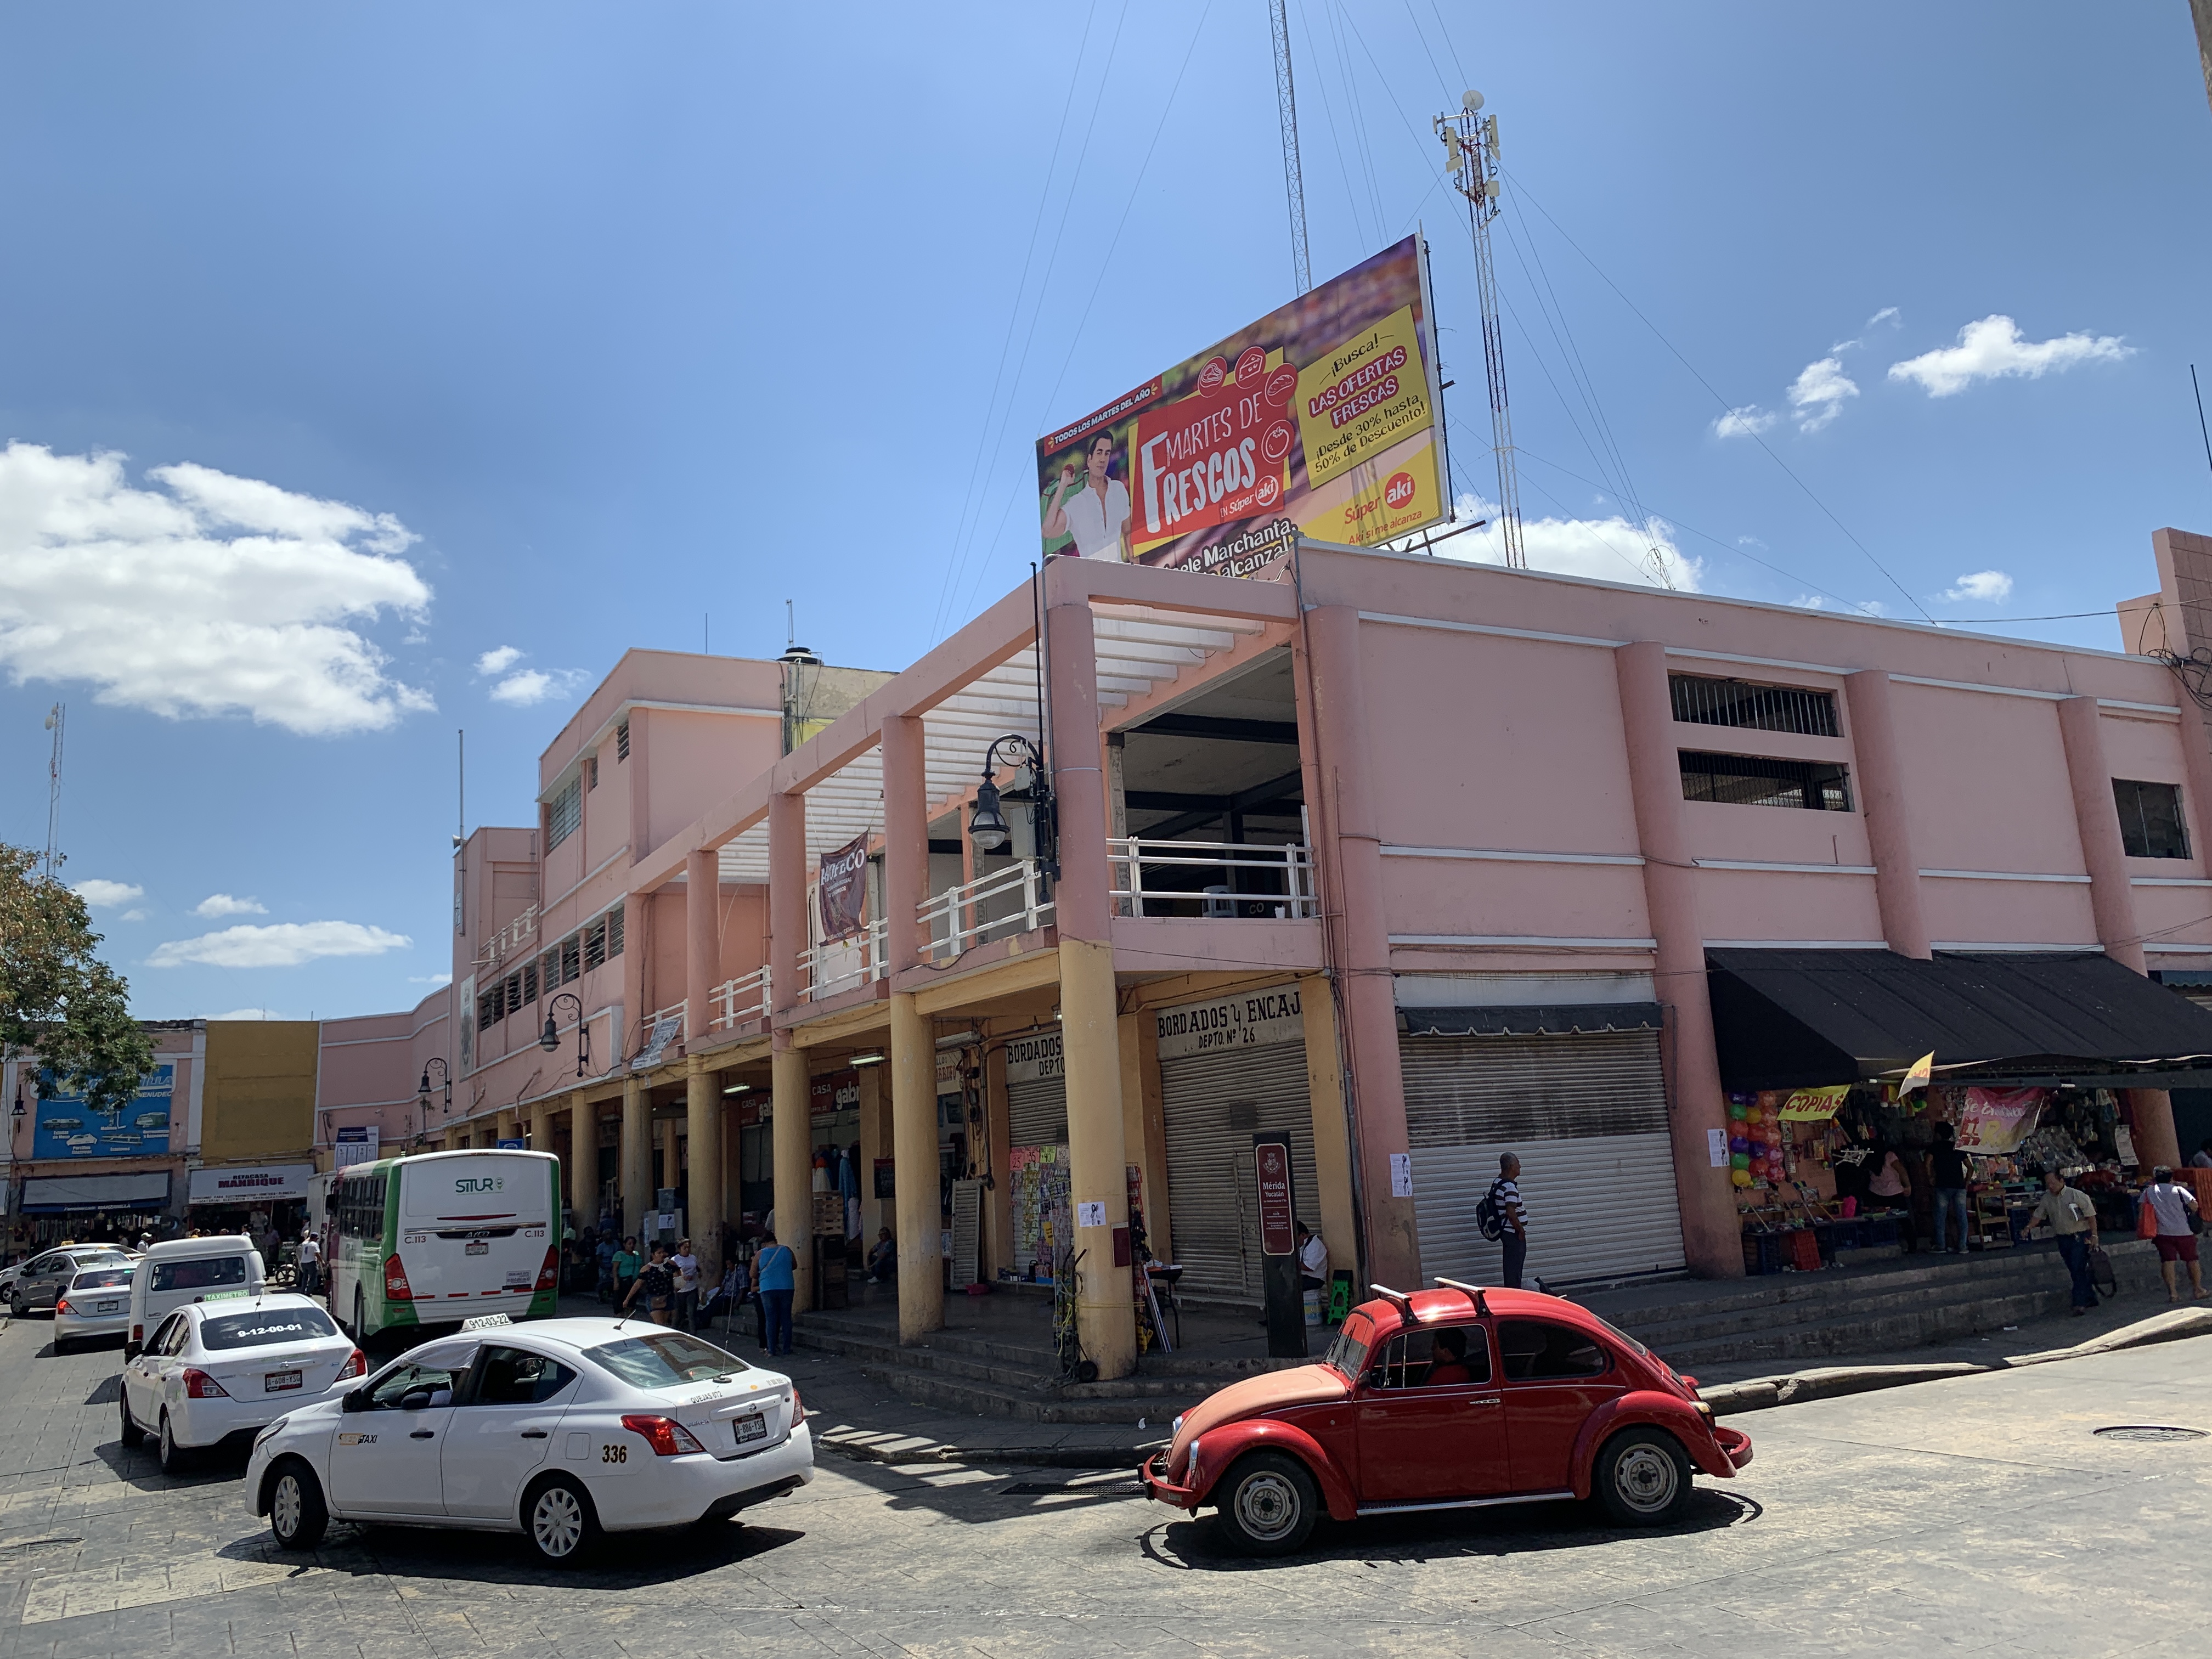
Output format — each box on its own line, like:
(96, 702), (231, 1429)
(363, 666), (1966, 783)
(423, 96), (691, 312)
(476, 904), (539, 973)
(918, 860), (1055, 960)
(707, 966), (772, 1030)
(798, 916), (887, 1001)
(639, 1000), (687, 1046)
(1109, 838), (1319, 919)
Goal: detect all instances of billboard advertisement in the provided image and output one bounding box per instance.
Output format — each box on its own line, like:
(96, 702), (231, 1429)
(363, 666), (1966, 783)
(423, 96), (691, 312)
(33, 1064), (174, 1160)
(1037, 236), (1446, 577)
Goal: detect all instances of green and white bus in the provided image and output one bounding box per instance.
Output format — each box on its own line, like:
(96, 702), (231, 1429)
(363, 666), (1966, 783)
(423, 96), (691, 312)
(329, 1149), (561, 1340)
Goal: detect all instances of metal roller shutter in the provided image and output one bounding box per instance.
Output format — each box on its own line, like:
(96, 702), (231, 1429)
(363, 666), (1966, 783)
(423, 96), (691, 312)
(1160, 1041), (1318, 1301)
(1401, 1030), (1684, 1290)
(1006, 1074), (1068, 1149)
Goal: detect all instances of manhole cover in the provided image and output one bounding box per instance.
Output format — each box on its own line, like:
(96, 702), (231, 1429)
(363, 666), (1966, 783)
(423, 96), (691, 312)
(2093, 1425), (2207, 1443)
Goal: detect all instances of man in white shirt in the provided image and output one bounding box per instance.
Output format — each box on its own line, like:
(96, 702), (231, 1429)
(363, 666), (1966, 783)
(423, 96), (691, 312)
(671, 1238), (702, 1330)
(296, 1228), (321, 1297)
(1295, 1222), (1328, 1301)
(1042, 431), (1130, 562)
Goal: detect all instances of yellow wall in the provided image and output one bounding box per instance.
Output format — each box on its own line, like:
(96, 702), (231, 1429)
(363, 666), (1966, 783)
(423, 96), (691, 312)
(202, 1022), (319, 1161)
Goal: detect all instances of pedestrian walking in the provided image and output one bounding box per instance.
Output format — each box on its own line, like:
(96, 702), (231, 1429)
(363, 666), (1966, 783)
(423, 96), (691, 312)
(671, 1238), (701, 1331)
(621, 1245), (676, 1325)
(296, 1227), (321, 1297)
(755, 1230), (797, 1357)
(1486, 1154), (1530, 1290)
(611, 1234), (641, 1312)
(594, 1231), (616, 1302)
(2140, 1166), (2207, 1304)
(1930, 1124), (1972, 1254)
(2023, 1170), (2101, 1315)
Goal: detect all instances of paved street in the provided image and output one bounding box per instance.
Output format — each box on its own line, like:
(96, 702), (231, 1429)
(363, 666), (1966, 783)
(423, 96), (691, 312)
(0, 1306), (2206, 1658)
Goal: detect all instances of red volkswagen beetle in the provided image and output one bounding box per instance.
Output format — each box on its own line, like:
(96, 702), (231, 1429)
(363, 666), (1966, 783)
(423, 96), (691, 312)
(1140, 1283), (1752, 1554)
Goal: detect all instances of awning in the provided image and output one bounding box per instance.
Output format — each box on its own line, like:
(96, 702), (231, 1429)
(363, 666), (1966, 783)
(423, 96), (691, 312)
(1399, 1002), (1663, 1037)
(1707, 949), (2212, 1092)
(187, 1164), (314, 1206)
(19, 1172), (172, 1212)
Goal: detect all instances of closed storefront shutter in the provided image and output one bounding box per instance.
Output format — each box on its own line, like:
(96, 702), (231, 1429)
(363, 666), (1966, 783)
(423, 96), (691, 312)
(1006, 1074), (1068, 1150)
(1160, 1041), (1317, 1301)
(1401, 1030), (1684, 1290)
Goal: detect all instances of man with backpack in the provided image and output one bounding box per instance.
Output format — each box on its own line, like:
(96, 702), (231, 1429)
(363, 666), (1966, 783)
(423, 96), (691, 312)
(1480, 1153), (1530, 1289)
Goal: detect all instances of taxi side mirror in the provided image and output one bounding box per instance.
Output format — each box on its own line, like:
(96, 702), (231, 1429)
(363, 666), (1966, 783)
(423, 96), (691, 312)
(341, 1387), (369, 1414)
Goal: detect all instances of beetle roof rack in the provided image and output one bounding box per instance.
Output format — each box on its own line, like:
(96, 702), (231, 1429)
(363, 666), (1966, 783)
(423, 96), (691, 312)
(1432, 1277), (1490, 1316)
(1368, 1283), (1419, 1324)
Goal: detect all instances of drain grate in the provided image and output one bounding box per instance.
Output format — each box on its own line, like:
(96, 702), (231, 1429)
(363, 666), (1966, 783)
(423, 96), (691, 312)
(1002, 1480), (1144, 1496)
(2093, 1425), (2207, 1443)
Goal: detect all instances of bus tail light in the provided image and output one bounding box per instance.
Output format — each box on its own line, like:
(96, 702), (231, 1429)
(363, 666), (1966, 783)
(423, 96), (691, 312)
(383, 1255), (413, 1301)
(534, 1245), (559, 1293)
(183, 1368), (230, 1399)
(620, 1415), (705, 1456)
(337, 1348), (366, 1380)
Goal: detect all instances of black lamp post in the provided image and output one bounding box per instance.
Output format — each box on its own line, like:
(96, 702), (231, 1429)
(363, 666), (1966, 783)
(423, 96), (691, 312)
(416, 1057), (450, 1147)
(540, 991), (590, 1078)
(968, 733), (1056, 876)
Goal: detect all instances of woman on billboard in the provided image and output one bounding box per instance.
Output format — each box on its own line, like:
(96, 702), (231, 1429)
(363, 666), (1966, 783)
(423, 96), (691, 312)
(1042, 429), (1130, 562)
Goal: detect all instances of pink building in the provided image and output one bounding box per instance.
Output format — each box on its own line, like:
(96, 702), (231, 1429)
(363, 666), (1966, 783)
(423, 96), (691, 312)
(316, 528), (2212, 1378)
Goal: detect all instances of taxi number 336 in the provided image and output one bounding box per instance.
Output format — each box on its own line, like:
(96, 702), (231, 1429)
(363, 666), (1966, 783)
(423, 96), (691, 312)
(601, 1444), (628, 1464)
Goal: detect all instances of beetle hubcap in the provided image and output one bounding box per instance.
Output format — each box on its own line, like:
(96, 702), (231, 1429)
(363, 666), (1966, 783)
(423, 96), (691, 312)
(273, 1475), (302, 1537)
(533, 1488), (583, 1556)
(1233, 1471), (1301, 1542)
(1616, 1445), (1678, 1512)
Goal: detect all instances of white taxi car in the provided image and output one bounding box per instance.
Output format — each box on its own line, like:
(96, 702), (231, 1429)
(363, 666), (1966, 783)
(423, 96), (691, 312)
(53, 1262), (136, 1352)
(121, 1293), (366, 1473)
(245, 1317), (813, 1564)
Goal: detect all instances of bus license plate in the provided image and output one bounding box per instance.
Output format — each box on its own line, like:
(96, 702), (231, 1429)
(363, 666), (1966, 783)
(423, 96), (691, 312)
(266, 1370), (302, 1393)
(95, 1300), (120, 1313)
(466, 1241), (490, 1256)
(733, 1413), (766, 1444)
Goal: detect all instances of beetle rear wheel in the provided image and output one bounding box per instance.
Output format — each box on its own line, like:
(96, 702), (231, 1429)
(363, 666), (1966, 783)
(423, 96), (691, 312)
(1595, 1427), (1690, 1526)
(1214, 1450), (1319, 1556)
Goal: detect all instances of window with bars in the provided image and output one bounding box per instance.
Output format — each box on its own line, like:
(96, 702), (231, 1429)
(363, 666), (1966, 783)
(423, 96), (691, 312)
(616, 720), (630, 760)
(583, 918), (607, 971)
(2114, 778), (2190, 859)
(1680, 749), (1853, 811)
(522, 961), (539, 1003)
(478, 989), (503, 1031)
(606, 902), (624, 958)
(585, 757), (599, 791)
(560, 934), (582, 984)
(503, 973), (522, 1015)
(545, 776), (583, 851)
(1669, 673), (1839, 737)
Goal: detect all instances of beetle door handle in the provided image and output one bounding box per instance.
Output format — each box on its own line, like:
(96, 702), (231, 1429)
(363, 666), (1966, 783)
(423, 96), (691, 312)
(410, 1430), (436, 1440)
(520, 1430), (548, 1439)
(1467, 1397), (1501, 1408)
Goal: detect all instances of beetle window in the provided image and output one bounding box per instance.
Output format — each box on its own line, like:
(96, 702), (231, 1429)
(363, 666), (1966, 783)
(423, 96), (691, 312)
(1322, 1316), (1372, 1380)
(1368, 1324), (1490, 1389)
(1498, 1319), (1611, 1380)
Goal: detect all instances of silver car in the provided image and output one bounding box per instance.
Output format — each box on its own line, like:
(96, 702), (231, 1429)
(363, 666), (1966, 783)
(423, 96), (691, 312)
(9, 1246), (131, 1318)
(54, 1263), (136, 1353)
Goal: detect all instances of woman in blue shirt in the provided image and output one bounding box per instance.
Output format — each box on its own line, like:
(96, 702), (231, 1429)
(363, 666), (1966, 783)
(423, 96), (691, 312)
(755, 1231), (797, 1357)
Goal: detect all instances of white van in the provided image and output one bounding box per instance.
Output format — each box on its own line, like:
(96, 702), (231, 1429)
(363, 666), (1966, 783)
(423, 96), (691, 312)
(126, 1237), (267, 1358)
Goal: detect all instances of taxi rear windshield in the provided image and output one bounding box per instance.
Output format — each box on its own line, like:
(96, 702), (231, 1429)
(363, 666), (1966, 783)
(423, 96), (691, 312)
(586, 1331), (752, 1389)
(150, 1256), (247, 1293)
(70, 1268), (133, 1290)
(200, 1308), (340, 1350)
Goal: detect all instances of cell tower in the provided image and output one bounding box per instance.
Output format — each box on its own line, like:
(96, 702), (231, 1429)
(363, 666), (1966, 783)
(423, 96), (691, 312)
(1268, 0), (1312, 296)
(1436, 91), (1525, 569)
(42, 703), (65, 882)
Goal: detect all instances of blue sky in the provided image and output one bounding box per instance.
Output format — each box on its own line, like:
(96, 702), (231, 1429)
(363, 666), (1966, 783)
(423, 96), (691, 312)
(3, 2), (2209, 1022)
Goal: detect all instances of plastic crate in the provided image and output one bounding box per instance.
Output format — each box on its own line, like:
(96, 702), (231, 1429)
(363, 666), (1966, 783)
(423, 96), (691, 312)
(1860, 1214), (1901, 1249)
(1827, 1217), (1866, 1251)
(1741, 1231), (1782, 1275)
(1785, 1228), (1824, 1272)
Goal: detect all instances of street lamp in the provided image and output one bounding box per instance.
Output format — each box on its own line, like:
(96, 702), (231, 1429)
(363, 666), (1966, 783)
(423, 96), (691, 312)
(968, 733), (1056, 874)
(540, 991), (591, 1078)
(416, 1057), (450, 1147)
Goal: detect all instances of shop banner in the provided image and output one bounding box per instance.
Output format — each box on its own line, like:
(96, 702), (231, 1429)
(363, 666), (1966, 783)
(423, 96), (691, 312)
(1779, 1085), (1850, 1122)
(809, 1069), (860, 1119)
(1004, 1032), (1063, 1085)
(816, 834), (870, 943)
(1155, 987), (1304, 1060)
(1959, 1087), (2044, 1154)
(1037, 237), (1445, 577)
(188, 1164), (314, 1206)
(33, 1065), (173, 1160)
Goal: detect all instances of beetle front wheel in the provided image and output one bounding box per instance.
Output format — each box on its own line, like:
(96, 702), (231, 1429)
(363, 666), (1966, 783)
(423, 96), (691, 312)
(1214, 1450), (1319, 1556)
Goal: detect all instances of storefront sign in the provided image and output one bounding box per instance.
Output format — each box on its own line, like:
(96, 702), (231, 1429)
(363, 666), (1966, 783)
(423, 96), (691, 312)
(32, 1065), (173, 1159)
(1004, 1032), (1063, 1085)
(333, 1126), (380, 1169)
(1254, 1136), (1296, 1255)
(1155, 988), (1304, 1060)
(21, 1171), (171, 1211)
(1958, 1087), (2044, 1154)
(188, 1164), (315, 1206)
(809, 1070), (860, 1118)
(1779, 1085), (1850, 1122)
(817, 833), (870, 943)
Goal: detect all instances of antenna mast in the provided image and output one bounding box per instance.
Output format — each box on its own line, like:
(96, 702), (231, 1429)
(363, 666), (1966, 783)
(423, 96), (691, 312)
(41, 703), (64, 882)
(1437, 91), (1525, 569)
(1268, 0), (1312, 295)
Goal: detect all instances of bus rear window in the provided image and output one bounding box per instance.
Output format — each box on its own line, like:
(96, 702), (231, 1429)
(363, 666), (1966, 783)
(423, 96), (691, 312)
(151, 1256), (248, 1293)
(586, 1332), (752, 1388)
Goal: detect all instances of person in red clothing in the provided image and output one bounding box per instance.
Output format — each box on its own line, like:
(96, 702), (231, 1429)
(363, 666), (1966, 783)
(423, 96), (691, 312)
(1425, 1326), (1476, 1386)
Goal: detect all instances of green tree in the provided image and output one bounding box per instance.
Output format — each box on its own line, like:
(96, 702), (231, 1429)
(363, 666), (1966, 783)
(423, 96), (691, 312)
(1, 844), (154, 1115)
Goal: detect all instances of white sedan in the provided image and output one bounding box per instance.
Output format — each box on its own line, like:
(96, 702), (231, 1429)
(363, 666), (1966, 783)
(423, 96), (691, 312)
(121, 1294), (366, 1473)
(53, 1262), (137, 1352)
(245, 1317), (814, 1565)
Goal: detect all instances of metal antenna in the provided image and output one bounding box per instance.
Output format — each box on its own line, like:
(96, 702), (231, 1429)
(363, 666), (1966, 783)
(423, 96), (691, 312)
(1268, 0), (1311, 295)
(455, 729), (465, 850)
(41, 703), (64, 882)
(2193, 366), (2212, 487)
(786, 599), (794, 651)
(1437, 92), (1525, 569)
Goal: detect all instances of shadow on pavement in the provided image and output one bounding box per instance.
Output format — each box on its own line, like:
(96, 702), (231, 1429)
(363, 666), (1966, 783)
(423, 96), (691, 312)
(287, 1516), (805, 1587)
(89, 1436), (254, 1494)
(82, 1374), (121, 1406)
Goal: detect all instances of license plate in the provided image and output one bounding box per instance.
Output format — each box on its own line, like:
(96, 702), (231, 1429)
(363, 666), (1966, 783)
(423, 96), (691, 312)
(467, 1241), (489, 1256)
(733, 1412), (766, 1444)
(265, 1370), (302, 1393)
(95, 1301), (119, 1313)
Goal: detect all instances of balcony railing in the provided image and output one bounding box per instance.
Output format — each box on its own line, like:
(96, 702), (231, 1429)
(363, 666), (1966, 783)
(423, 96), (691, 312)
(1109, 837), (1319, 919)
(798, 916), (887, 1002)
(919, 859), (1055, 961)
(707, 966), (772, 1030)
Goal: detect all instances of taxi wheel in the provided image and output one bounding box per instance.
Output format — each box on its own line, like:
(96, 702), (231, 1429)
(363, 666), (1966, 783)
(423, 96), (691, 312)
(1595, 1427), (1690, 1526)
(522, 1475), (601, 1567)
(8, 1291), (23, 1320)
(268, 1460), (329, 1550)
(157, 1412), (192, 1476)
(118, 1392), (144, 1449)
(1215, 1451), (1319, 1557)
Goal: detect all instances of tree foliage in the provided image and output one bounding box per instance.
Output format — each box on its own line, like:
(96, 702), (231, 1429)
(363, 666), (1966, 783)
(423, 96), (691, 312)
(0, 844), (154, 1114)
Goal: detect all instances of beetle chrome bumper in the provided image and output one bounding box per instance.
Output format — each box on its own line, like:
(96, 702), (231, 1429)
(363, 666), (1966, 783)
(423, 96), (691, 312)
(1713, 1425), (1752, 1470)
(1139, 1452), (1199, 1509)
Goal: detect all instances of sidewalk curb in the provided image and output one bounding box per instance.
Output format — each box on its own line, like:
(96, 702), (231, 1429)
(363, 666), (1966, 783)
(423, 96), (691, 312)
(1699, 1307), (2212, 1416)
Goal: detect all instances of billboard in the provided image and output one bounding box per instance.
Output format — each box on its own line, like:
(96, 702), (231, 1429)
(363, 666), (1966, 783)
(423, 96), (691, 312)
(1037, 236), (1446, 577)
(33, 1064), (174, 1160)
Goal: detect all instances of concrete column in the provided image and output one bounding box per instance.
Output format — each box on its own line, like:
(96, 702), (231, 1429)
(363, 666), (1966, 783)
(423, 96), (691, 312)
(982, 1040), (1013, 1277)
(569, 1091), (599, 1231)
(1044, 596), (1111, 941)
(1616, 640), (1742, 1280)
(771, 1039), (814, 1309)
(857, 1065), (889, 1237)
(1060, 936), (1136, 1376)
(890, 992), (944, 1342)
(769, 791), (805, 1012)
(686, 847), (720, 1045)
(619, 1078), (649, 1242)
(1301, 605), (1419, 1289)
(496, 1108), (518, 1145)
(686, 1057), (721, 1283)
(659, 1118), (679, 1208)
(1844, 670), (1931, 958)
(881, 714), (927, 975)
(2058, 696), (2147, 974)
(2149, 531), (2212, 864)
(1299, 974), (1359, 1286)
(1116, 1009), (1168, 1257)
(528, 1101), (549, 1164)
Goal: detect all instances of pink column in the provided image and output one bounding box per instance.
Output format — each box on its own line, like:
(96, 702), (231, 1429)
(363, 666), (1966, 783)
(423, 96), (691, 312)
(2149, 530), (2212, 860)
(1045, 599), (1111, 941)
(685, 847), (718, 1044)
(881, 714), (928, 974)
(1843, 670), (1931, 958)
(1615, 641), (1742, 1280)
(2057, 696), (2147, 973)
(1302, 605), (1420, 1291)
(768, 791), (806, 1012)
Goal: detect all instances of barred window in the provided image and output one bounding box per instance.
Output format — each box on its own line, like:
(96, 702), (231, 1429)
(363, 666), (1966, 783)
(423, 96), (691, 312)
(585, 757), (599, 791)
(560, 934), (582, 984)
(616, 720), (630, 761)
(504, 973), (522, 1015)
(2114, 778), (2190, 860)
(478, 990), (502, 1031)
(545, 776), (583, 851)
(1669, 673), (1838, 737)
(537, 950), (558, 997)
(1680, 750), (1852, 812)
(522, 961), (539, 1004)
(606, 902), (624, 959)
(583, 919), (607, 972)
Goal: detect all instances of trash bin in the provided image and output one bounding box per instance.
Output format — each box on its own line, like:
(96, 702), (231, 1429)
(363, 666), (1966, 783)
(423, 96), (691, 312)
(1301, 1289), (1321, 1327)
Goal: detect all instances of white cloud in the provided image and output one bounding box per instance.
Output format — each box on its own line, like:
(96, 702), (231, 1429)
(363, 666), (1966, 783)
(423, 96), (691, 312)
(1713, 405), (1778, 439)
(194, 893), (267, 918)
(1940, 569), (2014, 604)
(1787, 356), (1859, 432)
(1792, 594), (1887, 616)
(148, 919), (411, 969)
(474, 645), (523, 676)
(209, 1007), (283, 1020)
(489, 667), (585, 707)
(1888, 315), (2132, 398)
(1864, 306), (1900, 330)
(1443, 494), (1703, 591)
(71, 878), (144, 907)
(0, 444), (434, 735)
(120, 909), (149, 922)
(408, 972), (453, 986)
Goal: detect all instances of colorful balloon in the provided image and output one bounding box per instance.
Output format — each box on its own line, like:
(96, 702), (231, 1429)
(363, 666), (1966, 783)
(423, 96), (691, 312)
(1730, 1168), (1753, 1187)
(1731, 1152), (1750, 1170)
